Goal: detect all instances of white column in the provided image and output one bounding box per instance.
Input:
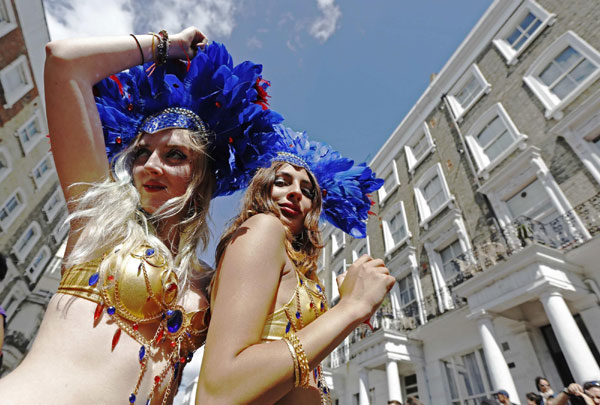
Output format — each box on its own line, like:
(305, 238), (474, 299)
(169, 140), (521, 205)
(386, 360), (403, 403)
(476, 313), (520, 404)
(540, 290), (600, 382)
(359, 369), (370, 405)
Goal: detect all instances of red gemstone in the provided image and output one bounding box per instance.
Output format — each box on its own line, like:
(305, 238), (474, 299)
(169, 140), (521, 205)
(127, 103), (133, 111)
(154, 376), (161, 384)
(180, 357), (186, 363)
(322, 189), (327, 197)
(155, 328), (164, 344)
(108, 275), (115, 282)
(310, 302), (314, 308)
(132, 323), (139, 331)
(116, 137), (122, 145)
(166, 283), (177, 292)
(170, 341), (176, 348)
(93, 302), (105, 323)
(111, 328), (122, 351)
(228, 137), (234, 144)
(215, 101), (221, 108)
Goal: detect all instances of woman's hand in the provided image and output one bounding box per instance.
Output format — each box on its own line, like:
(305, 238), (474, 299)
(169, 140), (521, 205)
(170, 27), (208, 60)
(337, 255), (395, 323)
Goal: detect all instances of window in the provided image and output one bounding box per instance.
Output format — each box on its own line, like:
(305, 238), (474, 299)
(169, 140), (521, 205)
(377, 160), (399, 205)
(16, 110), (46, 155)
(352, 238), (370, 261)
(382, 201), (410, 254)
(524, 31), (600, 120)
(43, 188), (65, 222)
(447, 64), (491, 121)
(1, 55), (34, 108)
(13, 221), (42, 263)
(444, 349), (492, 405)
(52, 211), (69, 243)
(31, 154), (54, 188)
(331, 230), (345, 256)
(26, 245), (51, 281)
(0, 188), (25, 231)
(465, 103), (527, 177)
(415, 164), (453, 226)
(0, 147), (11, 183)
(438, 240), (466, 282)
(0, 0), (17, 38)
(398, 274), (416, 307)
(331, 259), (346, 303)
(493, 0), (556, 65)
(405, 122), (435, 173)
(505, 178), (557, 223)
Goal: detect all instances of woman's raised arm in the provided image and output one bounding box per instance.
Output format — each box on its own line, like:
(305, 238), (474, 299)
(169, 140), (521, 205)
(197, 214), (395, 404)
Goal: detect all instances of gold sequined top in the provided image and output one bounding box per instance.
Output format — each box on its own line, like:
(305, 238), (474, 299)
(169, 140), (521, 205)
(261, 266), (328, 341)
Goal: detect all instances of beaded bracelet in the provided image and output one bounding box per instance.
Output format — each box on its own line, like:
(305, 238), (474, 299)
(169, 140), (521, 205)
(156, 29), (169, 66)
(282, 337), (300, 387)
(286, 332), (310, 388)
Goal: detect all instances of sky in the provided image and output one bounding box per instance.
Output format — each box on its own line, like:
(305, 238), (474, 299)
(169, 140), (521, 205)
(42, 0), (493, 395)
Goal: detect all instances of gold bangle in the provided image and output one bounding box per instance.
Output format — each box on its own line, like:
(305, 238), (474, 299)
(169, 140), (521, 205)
(282, 337), (299, 387)
(286, 333), (310, 388)
(148, 32), (160, 62)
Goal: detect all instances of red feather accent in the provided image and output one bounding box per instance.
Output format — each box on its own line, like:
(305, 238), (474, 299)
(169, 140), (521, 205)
(367, 211), (376, 216)
(109, 75), (124, 96)
(253, 78), (271, 110)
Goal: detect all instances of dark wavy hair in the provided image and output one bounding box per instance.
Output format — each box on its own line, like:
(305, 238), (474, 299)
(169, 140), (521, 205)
(215, 161), (323, 277)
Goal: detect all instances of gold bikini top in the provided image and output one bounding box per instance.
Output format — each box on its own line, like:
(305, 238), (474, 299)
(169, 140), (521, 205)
(58, 245), (209, 404)
(261, 266), (329, 341)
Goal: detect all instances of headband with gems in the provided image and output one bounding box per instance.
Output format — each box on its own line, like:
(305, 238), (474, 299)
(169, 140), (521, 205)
(94, 41), (284, 197)
(271, 125), (383, 238)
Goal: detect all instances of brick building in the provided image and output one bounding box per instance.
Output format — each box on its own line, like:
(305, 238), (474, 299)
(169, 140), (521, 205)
(321, 0), (600, 403)
(0, 0), (65, 375)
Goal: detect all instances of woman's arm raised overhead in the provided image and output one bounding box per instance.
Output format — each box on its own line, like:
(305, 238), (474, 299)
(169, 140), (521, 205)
(197, 213), (395, 404)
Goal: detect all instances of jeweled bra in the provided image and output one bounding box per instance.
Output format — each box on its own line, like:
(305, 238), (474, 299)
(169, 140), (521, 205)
(58, 245), (209, 405)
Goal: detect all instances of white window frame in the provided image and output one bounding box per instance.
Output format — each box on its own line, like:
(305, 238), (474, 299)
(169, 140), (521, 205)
(26, 244), (51, 282)
(382, 201), (411, 257)
(0, 0), (17, 38)
(331, 258), (346, 303)
(447, 64), (492, 122)
(550, 89), (600, 185)
(0, 146), (12, 184)
(331, 229), (346, 257)
(1, 280), (29, 323)
(13, 221), (42, 263)
(0, 188), (26, 231)
(52, 211), (69, 243)
(43, 188), (65, 222)
(479, 146), (590, 247)
(405, 122), (435, 174)
(15, 109), (46, 155)
(524, 31), (600, 120)
(352, 237), (370, 261)
(443, 348), (493, 404)
(31, 153), (55, 189)
(465, 103), (528, 178)
(414, 163), (454, 227)
(493, 0), (556, 66)
(377, 159), (400, 206)
(1, 54), (34, 109)
(422, 210), (472, 313)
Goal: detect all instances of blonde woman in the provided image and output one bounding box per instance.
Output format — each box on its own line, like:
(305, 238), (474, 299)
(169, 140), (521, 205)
(0, 28), (282, 404)
(198, 127), (395, 404)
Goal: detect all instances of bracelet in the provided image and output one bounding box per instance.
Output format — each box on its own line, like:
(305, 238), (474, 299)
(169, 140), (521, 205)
(130, 34), (144, 65)
(282, 337), (299, 387)
(286, 333), (310, 388)
(148, 32), (160, 64)
(156, 30), (169, 66)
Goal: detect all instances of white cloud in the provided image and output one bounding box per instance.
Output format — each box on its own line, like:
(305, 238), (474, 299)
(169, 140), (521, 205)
(246, 36), (263, 49)
(44, 0), (238, 41)
(309, 0), (341, 43)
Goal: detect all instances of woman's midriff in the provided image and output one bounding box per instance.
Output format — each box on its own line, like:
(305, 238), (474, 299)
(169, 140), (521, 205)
(0, 293), (189, 405)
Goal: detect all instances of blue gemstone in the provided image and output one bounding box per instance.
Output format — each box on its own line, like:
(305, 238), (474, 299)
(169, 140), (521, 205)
(174, 362), (180, 377)
(299, 279), (303, 285)
(285, 322), (291, 334)
(107, 306), (116, 315)
(166, 309), (183, 333)
(145, 400), (150, 405)
(323, 387), (328, 394)
(313, 368), (318, 378)
(129, 393), (136, 403)
(318, 380), (322, 388)
(295, 311), (301, 319)
(187, 353), (193, 362)
(139, 346), (146, 362)
(320, 302), (324, 310)
(88, 273), (99, 286)
(145, 248), (155, 256)
(316, 284), (322, 293)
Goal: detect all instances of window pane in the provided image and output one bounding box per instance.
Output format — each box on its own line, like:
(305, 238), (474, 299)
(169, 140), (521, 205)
(463, 353), (485, 394)
(7, 195), (19, 212)
(551, 76), (577, 99)
(456, 77), (481, 107)
(539, 60), (562, 86)
(570, 59), (596, 84)
(5, 66), (26, 93)
(484, 128), (512, 161)
(424, 175), (445, 211)
(506, 28), (521, 47)
(411, 132), (429, 160)
(444, 362), (459, 400)
(477, 116), (503, 147)
(389, 212), (406, 243)
(519, 12), (535, 31)
(384, 170), (396, 191)
(526, 18), (542, 36)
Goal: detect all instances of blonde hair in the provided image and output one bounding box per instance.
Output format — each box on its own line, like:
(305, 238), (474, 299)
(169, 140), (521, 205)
(65, 128), (215, 291)
(215, 161), (323, 278)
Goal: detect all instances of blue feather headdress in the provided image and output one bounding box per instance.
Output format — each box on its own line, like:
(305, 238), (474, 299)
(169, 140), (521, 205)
(94, 42), (284, 197)
(271, 125), (383, 238)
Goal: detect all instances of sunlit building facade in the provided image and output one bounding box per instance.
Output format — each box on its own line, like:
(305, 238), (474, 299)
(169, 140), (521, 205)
(322, 0), (600, 403)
